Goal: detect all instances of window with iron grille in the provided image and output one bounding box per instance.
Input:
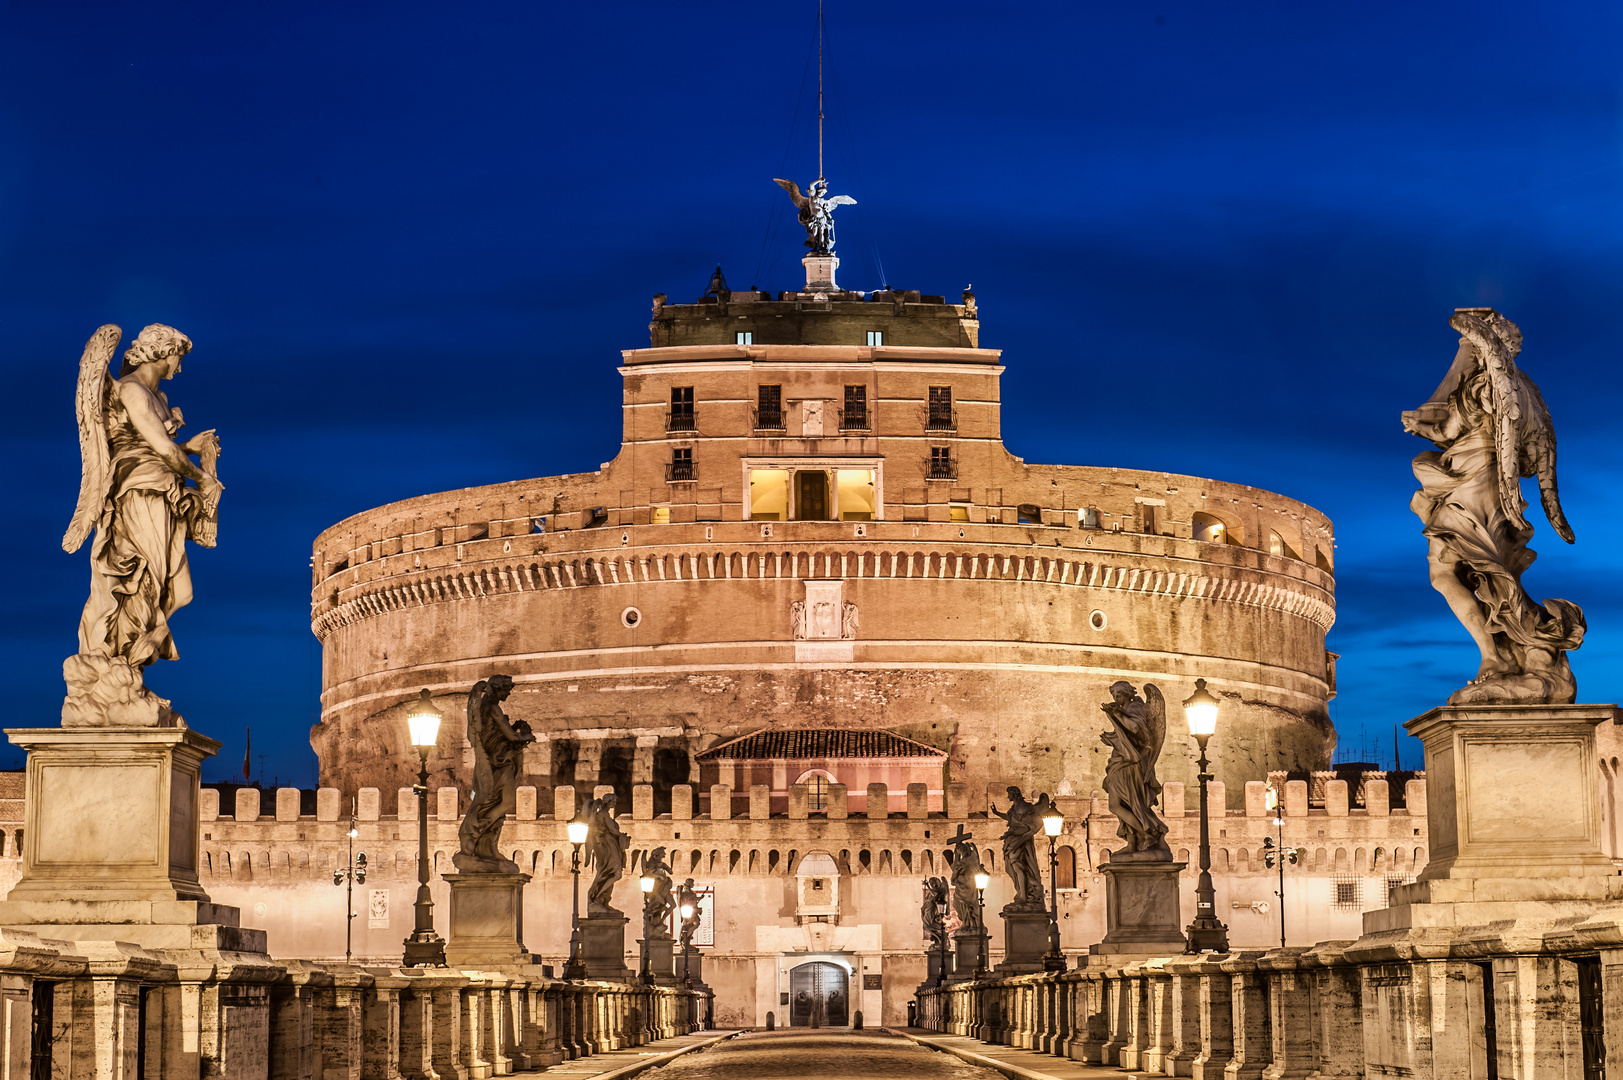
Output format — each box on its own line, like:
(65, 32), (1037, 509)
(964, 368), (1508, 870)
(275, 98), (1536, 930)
(841, 385), (868, 429)
(1332, 877), (1362, 910)
(927, 386), (954, 429)
(928, 447), (954, 479)
(667, 447), (694, 482)
(756, 385), (783, 429)
(669, 387), (695, 431)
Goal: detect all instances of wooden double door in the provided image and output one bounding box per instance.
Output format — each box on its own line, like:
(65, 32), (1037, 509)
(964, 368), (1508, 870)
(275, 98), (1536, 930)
(789, 961), (849, 1028)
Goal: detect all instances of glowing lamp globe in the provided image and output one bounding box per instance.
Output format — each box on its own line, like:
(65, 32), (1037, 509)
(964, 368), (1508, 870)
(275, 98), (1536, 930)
(567, 818), (590, 845)
(680, 903), (694, 920)
(1041, 807), (1064, 837)
(973, 870), (990, 891)
(1183, 678), (1220, 737)
(640, 875), (656, 894)
(406, 689), (443, 753)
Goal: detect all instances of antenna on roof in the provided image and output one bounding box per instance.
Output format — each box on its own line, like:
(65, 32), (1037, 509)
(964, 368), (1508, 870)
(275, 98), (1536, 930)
(817, 0), (824, 181)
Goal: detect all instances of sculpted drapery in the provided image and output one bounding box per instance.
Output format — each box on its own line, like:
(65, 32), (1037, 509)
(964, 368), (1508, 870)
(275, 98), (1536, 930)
(585, 793), (631, 914)
(63, 324), (222, 727)
(949, 840), (985, 932)
(1101, 681), (1173, 861)
(454, 675), (534, 873)
(1401, 308), (1584, 705)
(992, 786), (1052, 910)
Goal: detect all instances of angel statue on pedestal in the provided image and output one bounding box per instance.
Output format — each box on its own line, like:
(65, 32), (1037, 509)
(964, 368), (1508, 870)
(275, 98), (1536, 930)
(772, 177), (856, 255)
(62, 324), (223, 727)
(1402, 308), (1585, 705)
(1101, 681), (1172, 861)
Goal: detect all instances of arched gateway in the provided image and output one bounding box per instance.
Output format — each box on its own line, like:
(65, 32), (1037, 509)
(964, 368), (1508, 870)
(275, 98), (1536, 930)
(789, 961), (849, 1027)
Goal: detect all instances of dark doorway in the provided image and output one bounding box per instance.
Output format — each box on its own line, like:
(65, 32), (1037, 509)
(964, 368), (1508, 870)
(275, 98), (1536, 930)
(794, 471), (829, 521)
(599, 742), (634, 807)
(653, 748), (689, 817)
(31, 982), (55, 1080)
(1577, 957), (1604, 1080)
(789, 962), (849, 1028)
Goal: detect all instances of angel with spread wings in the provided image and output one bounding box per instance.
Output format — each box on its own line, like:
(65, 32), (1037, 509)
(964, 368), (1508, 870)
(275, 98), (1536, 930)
(1402, 308), (1585, 706)
(1101, 682), (1172, 861)
(61, 324), (222, 727)
(772, 177), (855, 255)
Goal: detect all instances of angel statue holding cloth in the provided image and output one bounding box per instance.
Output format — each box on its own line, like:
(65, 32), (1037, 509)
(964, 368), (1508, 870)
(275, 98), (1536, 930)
(1401, 308), (1585, 706)
(61, 324), (222, 727)
(1100, 682), (1172, 861)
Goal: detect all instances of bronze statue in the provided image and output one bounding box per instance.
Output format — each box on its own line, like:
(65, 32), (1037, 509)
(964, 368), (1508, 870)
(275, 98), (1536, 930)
(584, 793), (630, 914)
(64, 324), (223, 726)
(454, 675), (534, 872)
(1401, 308), (1585, 704)
(921, 876), (949, 950)
(772, 177), (856, 255)
(992, 786), (1051, 910)
(1101, 681), (1172, 861)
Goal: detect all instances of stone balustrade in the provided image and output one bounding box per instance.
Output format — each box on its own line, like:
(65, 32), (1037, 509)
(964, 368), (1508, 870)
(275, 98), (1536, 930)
(0, 928), (709, 1080)
(916, 923), (1623, 1075)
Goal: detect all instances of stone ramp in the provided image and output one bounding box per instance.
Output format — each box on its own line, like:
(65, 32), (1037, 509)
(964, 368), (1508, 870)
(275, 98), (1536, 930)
(517, 1030), (737, 1079)
(616, 1028), (1010, 1078)
(898, 1029), (1129, 1080)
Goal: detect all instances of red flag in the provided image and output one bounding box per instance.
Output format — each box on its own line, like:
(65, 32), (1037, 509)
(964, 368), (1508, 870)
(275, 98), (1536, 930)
(242, 727), (251, 782)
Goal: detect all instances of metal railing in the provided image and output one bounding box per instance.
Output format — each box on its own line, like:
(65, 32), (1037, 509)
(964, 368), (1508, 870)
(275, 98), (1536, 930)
(927, 456), (956, 480)
(926, 407), (957, 431)
(839, 407), (869, 431)
(667, 411), (696, 432)
(753, 408), (785, 431)
(667, 462), (697, 482)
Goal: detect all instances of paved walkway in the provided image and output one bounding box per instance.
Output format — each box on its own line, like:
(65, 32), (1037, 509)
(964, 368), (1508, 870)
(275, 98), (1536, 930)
(896, 1030), (1127, 1080)
(517, 1030), (736, 1079)
(596, 1029), (1008, 1079)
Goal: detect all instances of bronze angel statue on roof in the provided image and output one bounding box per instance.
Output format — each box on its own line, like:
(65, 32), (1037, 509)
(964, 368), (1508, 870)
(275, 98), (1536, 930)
(1401, 308), (1585, 705)
(773, 177), (856, 255)
(61, 324), (223, 727)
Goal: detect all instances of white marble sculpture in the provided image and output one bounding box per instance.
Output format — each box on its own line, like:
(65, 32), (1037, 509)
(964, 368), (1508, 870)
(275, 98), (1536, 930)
(1101, 681), (1173, 860)
(62, 324), (223, 727)
(455, 674), (534, 873)
(1402, 308), (1585, 705)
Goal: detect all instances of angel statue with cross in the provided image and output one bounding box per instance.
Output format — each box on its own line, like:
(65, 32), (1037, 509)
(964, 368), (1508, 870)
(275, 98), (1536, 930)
(773, 177), (856, 255)
(61, 324), (223, 727)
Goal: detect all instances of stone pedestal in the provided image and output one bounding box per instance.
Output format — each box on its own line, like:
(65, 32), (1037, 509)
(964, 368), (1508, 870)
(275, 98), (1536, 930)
(920, 948), (952, 989)
(0, 725), (264, 951)
(578, 913), (634, 982)
(993, 908), (1051, 976)
(803, 254), (839, 292)
(1369, 703), (1623, 929)
(443, 871), (533, 967)
(949, 930), (987, 982)
(641, 930), (677, 985)
(1093, 860), (1188, 956)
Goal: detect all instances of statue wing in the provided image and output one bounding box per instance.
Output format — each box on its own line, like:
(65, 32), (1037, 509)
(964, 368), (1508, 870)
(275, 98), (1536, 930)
(63, 324), (121, 553)
(828, 195), (857, 207)
(773, 177), (809, 209)
(1143, 683), (1167, 766)
(1450, 311), (1531, 535)
(1515, 378), (1575, 544)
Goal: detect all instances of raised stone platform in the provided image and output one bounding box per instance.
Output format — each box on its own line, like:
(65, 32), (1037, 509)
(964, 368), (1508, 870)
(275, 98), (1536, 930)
(1092, 860), (1187, 957)
(444, 871), (533, 967)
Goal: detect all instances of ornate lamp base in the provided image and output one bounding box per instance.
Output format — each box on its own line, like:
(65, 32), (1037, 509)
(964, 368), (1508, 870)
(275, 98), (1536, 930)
(403, 928), (447, 967)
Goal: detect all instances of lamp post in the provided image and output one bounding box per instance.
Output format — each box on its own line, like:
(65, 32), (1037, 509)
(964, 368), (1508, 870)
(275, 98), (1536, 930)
(332, 805), (366, 962)
(563, 815), (589, 979)
(1183, 678), (1229, 953)
(935, 895), (950, 987)
(638, 873), (656, 985)
(972, 870), (990, 980)
(1261, 784), (1298, 950)
(679, 899), (696, 1032)
(1041, 805), (1066, 971)
(402, 689), (447, 966)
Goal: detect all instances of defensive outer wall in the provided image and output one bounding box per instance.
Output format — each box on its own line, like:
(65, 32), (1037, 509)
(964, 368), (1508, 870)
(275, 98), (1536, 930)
(308, 284), (1339, 806)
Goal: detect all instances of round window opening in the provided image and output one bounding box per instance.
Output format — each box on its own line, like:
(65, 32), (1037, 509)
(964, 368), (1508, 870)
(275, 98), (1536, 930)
(621, 607), (642, 629)
(1088, 609), (1107, 631)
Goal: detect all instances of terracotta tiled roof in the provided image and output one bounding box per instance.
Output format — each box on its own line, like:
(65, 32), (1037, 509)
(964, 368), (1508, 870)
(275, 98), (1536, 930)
(695, 728), (946, 761)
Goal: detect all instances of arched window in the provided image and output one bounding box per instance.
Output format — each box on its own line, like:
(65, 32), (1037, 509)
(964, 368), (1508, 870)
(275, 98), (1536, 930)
(795, 770), (836, 813)
(1056, 845), (1076, 890)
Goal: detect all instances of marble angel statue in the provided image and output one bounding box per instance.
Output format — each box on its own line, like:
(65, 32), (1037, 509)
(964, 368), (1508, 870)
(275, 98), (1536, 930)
(62, 324), (222, 727)
(773, 177), (855, 254)
(455, 674), (534, 872)
(1101, 682), (1172, 860)
(1401, 308), (1585, 705)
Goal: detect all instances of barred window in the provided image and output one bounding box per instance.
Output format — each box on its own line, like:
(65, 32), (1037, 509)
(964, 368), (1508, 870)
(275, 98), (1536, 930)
(1332, 877), (1362, 910)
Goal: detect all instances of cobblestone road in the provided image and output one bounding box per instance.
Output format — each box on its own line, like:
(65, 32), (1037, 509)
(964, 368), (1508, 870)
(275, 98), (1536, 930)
(643, 1030), (1006, 1080)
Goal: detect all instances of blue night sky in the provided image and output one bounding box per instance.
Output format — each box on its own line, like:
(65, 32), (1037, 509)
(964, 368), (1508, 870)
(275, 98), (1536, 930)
(2, 3), (1620, 784)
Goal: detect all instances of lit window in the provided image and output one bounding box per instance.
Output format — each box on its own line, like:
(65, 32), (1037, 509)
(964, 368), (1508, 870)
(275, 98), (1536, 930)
(1017, 503), (1042, 525)
(796, 771), (834, 813)
(950, 504), (969, 522)
(736, 331), (753, 345)
(1078, 507), (1100, 529)
(1193, 513), (1228, 543)
(836, 469), (875, 521)
(749, 469), (789, 520)
(866, 330), (883, 346)
(651, 507), (670, 525)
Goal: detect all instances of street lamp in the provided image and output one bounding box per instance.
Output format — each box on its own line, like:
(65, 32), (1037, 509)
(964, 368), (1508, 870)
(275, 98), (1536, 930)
(934, 893), (950, 988)
(973, 869), (991, 980)
(1041, 805), (1066, 971)
(1261, 784), (1299, 950)
(563, 815), (590, 979)
(1183, 678), (1229, 953)
(679, 899), (696, 1032)
(402, 689), (447, 966)
(639, 873), (656, 985)
(332, 807), (366, 962)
